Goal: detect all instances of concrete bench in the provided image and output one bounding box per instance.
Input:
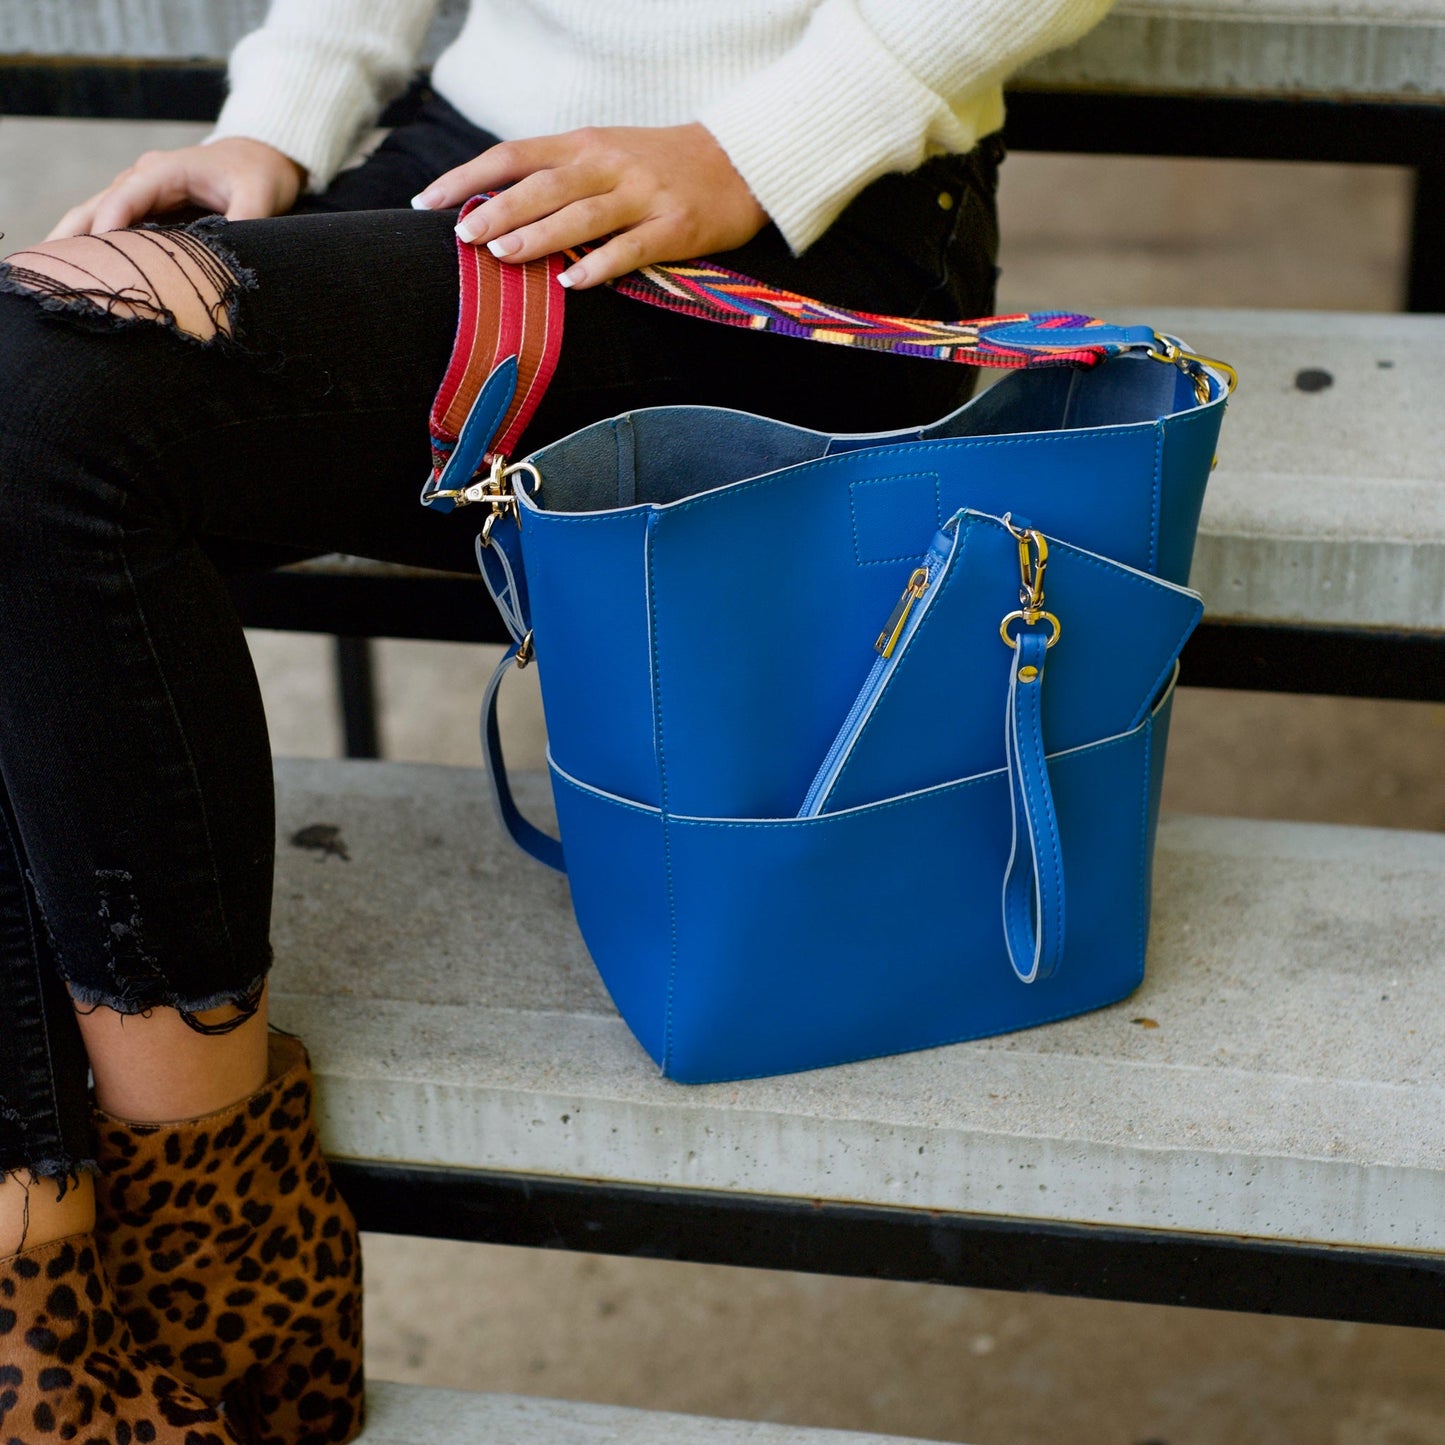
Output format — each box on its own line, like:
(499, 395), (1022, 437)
(362, 1381), (961, 1444)
(269, 755), (1445, 1330)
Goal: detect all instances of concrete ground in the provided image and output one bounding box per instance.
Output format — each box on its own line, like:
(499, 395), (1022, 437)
(2, 116), (1441, 1443)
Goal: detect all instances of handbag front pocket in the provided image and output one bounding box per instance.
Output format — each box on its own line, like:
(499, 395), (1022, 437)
(551, 690), (1171, 1084)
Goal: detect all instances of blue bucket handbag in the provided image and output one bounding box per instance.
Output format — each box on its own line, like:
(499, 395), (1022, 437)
(424, 237), (1234, 1083)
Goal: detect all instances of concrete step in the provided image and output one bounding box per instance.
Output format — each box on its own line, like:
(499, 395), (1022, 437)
(360, 1380), (956, 1444)
(1121, 308), (1445, 633)
(269, 756), (1445, 1257)
(283, 309), (1445, 637)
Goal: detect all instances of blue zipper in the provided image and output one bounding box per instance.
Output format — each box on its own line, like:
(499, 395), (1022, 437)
(798, 538), (952, 817)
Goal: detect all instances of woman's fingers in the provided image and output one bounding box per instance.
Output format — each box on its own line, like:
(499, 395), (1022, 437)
(558, 219), (671, 289)
(89, 169), (186, 236)
(44, 140), (305, 239)
(46, 189), (110, 241)
(418, 123), (768, 287)
(454, 162), (612, 247)
(412, 133), (579, 213)
(478, 192), (637, 264)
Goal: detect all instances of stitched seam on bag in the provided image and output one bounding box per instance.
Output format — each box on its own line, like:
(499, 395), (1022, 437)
(1021, 645), (1063, 967)
(645, 519), (681, 1076)
(1131, 611), (1202, 730)
(1150, 423), (1164, 575)
(664, 976), (1149, 1085)
(684, 731), (1138, 831)
(1135, 715), (1154, 966)
(848, 472), (942, 566)
(659, 428), (1149, 521)
(549, 724), (1143, 826)
(518, 506), (651, 528)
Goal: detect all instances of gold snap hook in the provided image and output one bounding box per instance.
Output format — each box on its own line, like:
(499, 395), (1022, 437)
(1000, 610), (1062, 650)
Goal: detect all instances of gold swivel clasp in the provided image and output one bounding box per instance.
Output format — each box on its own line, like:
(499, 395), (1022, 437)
(999, 513), (1061, 651)
(472, 456), (543, 547)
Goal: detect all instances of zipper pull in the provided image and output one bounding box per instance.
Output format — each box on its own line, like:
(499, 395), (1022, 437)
(875, 567), (931, 658)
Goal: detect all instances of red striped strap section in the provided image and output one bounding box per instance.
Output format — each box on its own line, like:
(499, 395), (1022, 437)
(427, 196), (565, 487)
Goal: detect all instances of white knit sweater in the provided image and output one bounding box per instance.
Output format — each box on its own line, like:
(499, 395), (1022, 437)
(210, 0), (1113, 253)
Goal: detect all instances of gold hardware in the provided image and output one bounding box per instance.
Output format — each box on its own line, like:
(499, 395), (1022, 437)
(1001, 514), (1049, 616)
(1146, 336), (1238, 406)
(875, 567), (931, 657)
(1018, 664), (1040, 683)
(1000, 610), (1061, 650)
(998, 514), (1060, 650)
(515, 631), (535, 668)
(473, 457), (544, 547)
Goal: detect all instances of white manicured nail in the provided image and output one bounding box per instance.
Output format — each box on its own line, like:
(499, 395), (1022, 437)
(487, 235), (520, 258)
(557, 266), (583, 288)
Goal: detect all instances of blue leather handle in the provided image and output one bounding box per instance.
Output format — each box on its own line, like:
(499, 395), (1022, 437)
(1002, 628), (1065, 983)
(480, 641), (566, 873)
(476, 506), (564, 872)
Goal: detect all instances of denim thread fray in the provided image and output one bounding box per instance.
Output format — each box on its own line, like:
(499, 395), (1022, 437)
(0, 214), (257, 348)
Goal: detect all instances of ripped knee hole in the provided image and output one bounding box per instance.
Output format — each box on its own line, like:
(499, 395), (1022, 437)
(0, 223), (251, 344)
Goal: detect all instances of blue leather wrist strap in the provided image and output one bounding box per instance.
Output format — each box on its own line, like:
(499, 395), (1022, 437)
(1002, 628), (1065, 983)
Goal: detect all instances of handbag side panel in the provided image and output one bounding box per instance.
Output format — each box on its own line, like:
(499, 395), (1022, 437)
(519, 506), (662, 808)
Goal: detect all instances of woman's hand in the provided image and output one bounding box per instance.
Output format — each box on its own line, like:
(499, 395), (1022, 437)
(47, 138), (307, 240)
(412, 122), (768, 289)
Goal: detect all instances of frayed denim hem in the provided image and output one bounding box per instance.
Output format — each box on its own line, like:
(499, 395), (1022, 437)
(1, 1159), (98, 1200)
(65, 966), (269, 1037)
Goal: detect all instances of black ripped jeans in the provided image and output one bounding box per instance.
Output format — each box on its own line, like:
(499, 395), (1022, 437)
(0, 95), (1001, 1176)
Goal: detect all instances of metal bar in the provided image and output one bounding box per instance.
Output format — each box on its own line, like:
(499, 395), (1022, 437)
(1002, 89), (1445, 167)
(227, 569), (512, 646)
(334, 636), (381, 759)
(1407, 165), (1445, 314)
(227, 572), (1445, 703)
(0, 57), (428, 126)
(0, 56), (226, 121)
(4, 58), (1444, 170)
(330, 1161), (1445, 1331)
(1178, 621), (1445, 702)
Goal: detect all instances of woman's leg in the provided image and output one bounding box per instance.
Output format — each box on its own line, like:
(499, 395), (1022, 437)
(0, 102), (1000, 1433)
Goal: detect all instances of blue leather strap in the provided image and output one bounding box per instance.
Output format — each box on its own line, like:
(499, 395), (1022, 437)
(480, 642), (566, 873)
(475, 517), (531, 645)
(421, 356), (519, 512)
(1002, 628), (1065, 983)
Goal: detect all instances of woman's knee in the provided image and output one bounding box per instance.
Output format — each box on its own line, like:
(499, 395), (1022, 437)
(0, 224), (259, 543)
(0, 222), (250, 344)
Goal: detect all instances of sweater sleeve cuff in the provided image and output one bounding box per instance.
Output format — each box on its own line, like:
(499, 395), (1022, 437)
(206, 33), (395, 190)
(696, 0), (975, 254)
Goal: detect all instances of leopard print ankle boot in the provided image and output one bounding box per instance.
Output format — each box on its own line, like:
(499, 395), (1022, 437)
(0, 1232), (244, 1444)
(92, 1034), (364, 1445)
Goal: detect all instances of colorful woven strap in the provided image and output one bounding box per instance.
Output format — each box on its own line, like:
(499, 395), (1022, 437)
(427, 199), (1162, 497)
(607, 256), (1145, 370)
